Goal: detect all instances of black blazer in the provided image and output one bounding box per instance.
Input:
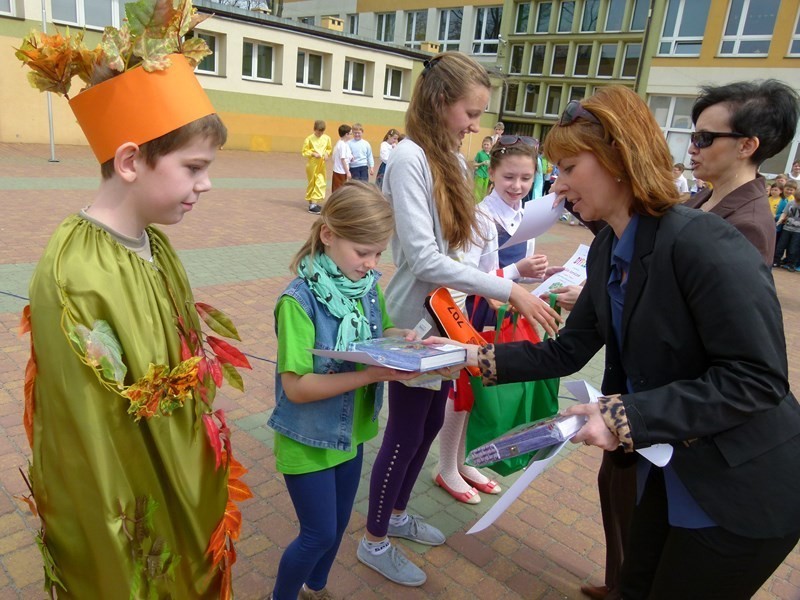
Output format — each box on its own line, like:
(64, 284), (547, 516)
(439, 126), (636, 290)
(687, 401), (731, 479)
(495, 205), (800, 538)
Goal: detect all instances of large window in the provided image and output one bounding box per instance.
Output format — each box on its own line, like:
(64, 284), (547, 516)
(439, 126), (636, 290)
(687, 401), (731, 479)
(405, 10), (427, 49)
(551, 44), (569, 75)
(596, 43), (617, 78)
(296, 50), (323, 88)
(438, 9), (463, 52)
(515, 3), (531, 34)
(347, 14), (359, 35)
(605, 0), (625, 32)
(558, 0), (575, 33)
(569, 85), (586, 102)
(505, 83), (520, 113)
(242, 41), (273, 81)
(544, 85), (562, 116)
(622, 43), (641, 78)
(630, 0), (649, 31)
(343, 59), (366, 94)
(529, 44), (546, 74)
(574, 43), (592, 76)
(196, 33), (220, 75)
(509, 45), (525, 74)
(720, 0), (779, 55)
(473, 6), (503, 54)
(0, 0), (13, 15)
(790, 9), (800, 55)
(376, 12), (396, 43)
(535, 1), (552, 33)
(581, 0), (600, 32)
(659, 0), (710, 55)
(523, 83), (540, 114)
(384, 67), (404, 99)
(53, 0), (136, 28)
(649, 95), (695, 164)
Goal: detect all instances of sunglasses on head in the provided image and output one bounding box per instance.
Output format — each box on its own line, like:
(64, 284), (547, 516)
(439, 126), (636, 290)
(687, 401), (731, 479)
(690, 131), (748, 149)
(559, 99), (601, 127)
(496, 135), (539, 150)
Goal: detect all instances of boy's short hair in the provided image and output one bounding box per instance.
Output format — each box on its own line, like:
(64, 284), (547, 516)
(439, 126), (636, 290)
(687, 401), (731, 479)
(494, 122), (504, 130)
(483, 136), (493, 144)
(100, 113), (227, 180)
(673, 163), (685, 172)
(784, 180), (797, 191)
(352, 122), (364, 132)
(338, 124), (352, 137)
(314, 119), (326, 131)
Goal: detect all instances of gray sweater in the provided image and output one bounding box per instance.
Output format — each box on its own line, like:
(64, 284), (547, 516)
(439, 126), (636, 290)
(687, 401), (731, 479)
(383, 139), (512, 331)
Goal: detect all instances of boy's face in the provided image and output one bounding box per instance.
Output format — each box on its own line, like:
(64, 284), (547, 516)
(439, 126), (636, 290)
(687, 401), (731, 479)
(777, 176), (787, 185)
(482, 140), (492, 152)
(786, 186), (797, 197)
(770, 186), (782, 197)
(352, 128), (363, 140)
(672, 167), (682, 178)
(134, 136), (217, 227)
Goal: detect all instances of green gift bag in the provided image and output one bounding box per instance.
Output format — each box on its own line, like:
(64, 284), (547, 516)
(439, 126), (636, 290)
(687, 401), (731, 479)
(465, 302), (560, 476)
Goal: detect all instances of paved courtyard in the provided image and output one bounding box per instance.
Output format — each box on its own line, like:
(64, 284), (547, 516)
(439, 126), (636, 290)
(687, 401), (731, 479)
(0, 142), (798, 599)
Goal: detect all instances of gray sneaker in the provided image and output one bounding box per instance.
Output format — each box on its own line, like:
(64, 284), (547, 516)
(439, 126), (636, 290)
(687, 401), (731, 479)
(357, 541), (426, 587)
(387, 515), (445, 546)
(307, 203), (321, 214)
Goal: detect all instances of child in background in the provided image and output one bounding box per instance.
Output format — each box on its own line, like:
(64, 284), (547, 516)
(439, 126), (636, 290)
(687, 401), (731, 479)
(331, 124), (353, 193)
(775, 193), (800, 272)
(491, 121), (505, 145)
(435, 136), (559, 504)
(268, 182), (422, 600)
(348, 123), (375, 182)
(473, 136), (492, 201)
(769, 182), (786, 218)
(18, 20), (249, 597)
(302, 120), (332, 214)
(376, 128), (400, 190)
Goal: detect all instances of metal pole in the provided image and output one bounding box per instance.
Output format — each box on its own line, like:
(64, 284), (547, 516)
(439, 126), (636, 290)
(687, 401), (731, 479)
(41, 0), (58, 162)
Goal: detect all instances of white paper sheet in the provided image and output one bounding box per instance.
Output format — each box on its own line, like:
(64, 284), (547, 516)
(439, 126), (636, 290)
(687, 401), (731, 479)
(531, 244), (590, 297)
(497, 193), (565, 250)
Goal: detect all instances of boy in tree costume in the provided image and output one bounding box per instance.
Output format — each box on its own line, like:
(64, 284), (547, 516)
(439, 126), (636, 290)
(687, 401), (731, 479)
(16, 1), (252, 597)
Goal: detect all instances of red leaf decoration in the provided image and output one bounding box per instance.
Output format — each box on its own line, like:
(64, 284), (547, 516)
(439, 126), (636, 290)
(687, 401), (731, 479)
(208, 356), (223, 388)
(19, 305), (31, 337)
(202, 413), (223, 469)
(196, 302), (241, 341)
(207, 336), (252, 369)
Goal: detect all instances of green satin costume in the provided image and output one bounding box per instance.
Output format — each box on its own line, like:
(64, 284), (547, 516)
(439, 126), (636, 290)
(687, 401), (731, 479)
(28, 215), (227, 598)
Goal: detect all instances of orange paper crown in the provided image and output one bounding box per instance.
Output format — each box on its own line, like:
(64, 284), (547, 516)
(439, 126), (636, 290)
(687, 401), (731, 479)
(68, 54), (215, 164)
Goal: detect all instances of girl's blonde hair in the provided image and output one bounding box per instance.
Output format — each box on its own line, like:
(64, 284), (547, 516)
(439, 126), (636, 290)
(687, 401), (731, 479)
(489, 138), (538, 171)
(290, 181), (394, 274)
(405, 52), (491, 251)
(543, 86), (678, 216)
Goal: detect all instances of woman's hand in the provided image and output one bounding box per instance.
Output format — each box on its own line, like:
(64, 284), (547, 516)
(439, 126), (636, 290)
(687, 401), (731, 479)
(384, 327), (418, 341)
(509, 283), (561, 338)
(423, 336), (481, 368)
(543, 266), (565, 278)
(563, 403), (620, 451)
(515, 254), (549, 279)
(540, 284), (583, 312)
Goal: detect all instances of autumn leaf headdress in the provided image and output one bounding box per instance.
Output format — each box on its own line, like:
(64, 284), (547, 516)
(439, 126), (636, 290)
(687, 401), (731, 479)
(15, 0), (218, 163)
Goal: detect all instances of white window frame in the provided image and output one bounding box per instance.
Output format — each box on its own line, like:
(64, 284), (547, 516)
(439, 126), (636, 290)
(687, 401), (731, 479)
(535, 1), (552, 34)
(529, 43), (546, 75)
(515, 3), (531, 34)
(629, 0), (649, 32)
(557, 0), (575, 33)
(658, 0), (709, 56)
(384, 67), (404, 100)
(438, 9), (463, 52)
(523, 83), (540, 114)
(509, 45), (525, 74)
(296, 50), (324, 88)
(195, 33), (220, 75)
(550, 44), (569, 76)
(574, 43), (592, 77)
(0, 0), (14, 16)
(719, 0), (778, 56)
(347, 14), (359, 35)
(405, 10), (427, 49)
(544, 84), (563, 116)
(242, 40), (274, 82)
(473, 6), (503, 55)
(581, 0), (599, 32)
(648, 94), (695, 165)
(605, 0), (625, 32)
(621, 43), (641, 79)
(596, 43), (617, 78)
(343, 59), (367, 94)
(52, 0), (132, 29)
(376, 12), (396, 43)
(569, 85), (587, 102)
(790, 8), (800, 56)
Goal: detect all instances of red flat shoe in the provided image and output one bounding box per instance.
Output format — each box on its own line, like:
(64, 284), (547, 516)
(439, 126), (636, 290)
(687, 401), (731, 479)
(461, 474), (502, 495)
(433, 473), (480, 504)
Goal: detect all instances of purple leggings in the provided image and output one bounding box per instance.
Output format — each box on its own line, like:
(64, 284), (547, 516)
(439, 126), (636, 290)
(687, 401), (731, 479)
(366, 380), (451, 537)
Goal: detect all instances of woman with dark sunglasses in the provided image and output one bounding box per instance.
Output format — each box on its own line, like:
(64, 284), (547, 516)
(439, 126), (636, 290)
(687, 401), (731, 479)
(685, 80), (799, 265)
(432, 86), (800, 599)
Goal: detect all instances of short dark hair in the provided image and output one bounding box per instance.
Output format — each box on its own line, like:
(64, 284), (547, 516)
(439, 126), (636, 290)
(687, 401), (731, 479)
(673, 163), (685, 172)
(338, 124), (352, 137)
(100, 113), (227, 180)
(691, 79), (800, 166)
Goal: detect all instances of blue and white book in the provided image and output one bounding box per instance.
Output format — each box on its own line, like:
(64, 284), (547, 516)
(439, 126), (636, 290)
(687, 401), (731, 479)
(309, 337), (466, 372)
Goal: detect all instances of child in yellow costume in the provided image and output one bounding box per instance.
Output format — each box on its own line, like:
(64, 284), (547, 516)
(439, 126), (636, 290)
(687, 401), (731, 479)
(16, 1), (252, 598)
(302, 119), (333, 214)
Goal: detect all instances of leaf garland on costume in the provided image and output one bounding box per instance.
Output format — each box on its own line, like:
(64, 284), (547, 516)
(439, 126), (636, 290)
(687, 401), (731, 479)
(68, 320), (128, 387)
(15, 0), (211, 98)
(19, 306), (36, 448)
(123, 356), (202, 422)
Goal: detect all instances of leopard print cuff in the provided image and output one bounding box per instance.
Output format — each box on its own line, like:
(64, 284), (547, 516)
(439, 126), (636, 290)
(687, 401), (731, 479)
(599, 395), (633, 452)
(477, 344), (497, 386)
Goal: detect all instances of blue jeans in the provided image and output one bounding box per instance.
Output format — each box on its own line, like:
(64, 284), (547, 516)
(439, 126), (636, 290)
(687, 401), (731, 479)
(273, 445), (364, 599)
(350, 165), (369, 181)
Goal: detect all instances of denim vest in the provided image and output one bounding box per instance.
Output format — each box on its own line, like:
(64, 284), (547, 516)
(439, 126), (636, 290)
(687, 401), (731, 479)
(268, 273), (385, 451)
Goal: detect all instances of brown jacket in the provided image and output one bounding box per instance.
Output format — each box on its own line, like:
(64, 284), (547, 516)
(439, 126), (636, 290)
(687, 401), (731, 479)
(684, 175), (774, 265)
